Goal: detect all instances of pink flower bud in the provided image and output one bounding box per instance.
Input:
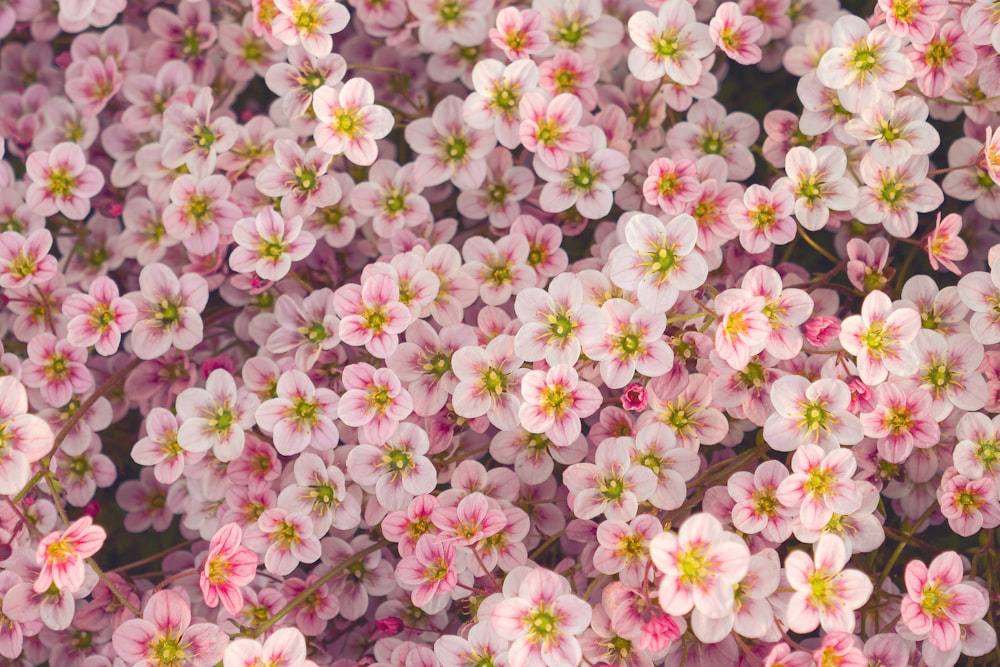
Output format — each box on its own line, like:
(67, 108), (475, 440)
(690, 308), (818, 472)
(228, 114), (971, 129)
(84, 501), (101, 518)
(804, 316), (841, 347)
(622, 383), (647, 411)
(847, 376), (875, 414)
(201, 355), (237, 378)
(637, 613), (682, 652)
(375, 617), (403, 635)
(55, 52), (73, 68)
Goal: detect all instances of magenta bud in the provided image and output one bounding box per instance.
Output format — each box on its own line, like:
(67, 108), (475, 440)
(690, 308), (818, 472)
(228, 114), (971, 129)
(621, 383), (647, 412)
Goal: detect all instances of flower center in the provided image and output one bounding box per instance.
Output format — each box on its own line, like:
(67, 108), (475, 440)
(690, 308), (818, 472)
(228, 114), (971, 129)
(48, 168), (76, 198)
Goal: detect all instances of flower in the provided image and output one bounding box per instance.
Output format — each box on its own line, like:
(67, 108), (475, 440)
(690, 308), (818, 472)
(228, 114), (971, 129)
(63, 275), (138, 356)
(230, 207), (316, 282)
(127, 263), (209, 360)
(271, 0), (350, 58)
(175, 369), (259, 462)
(395, 534), (464, 613)
(313, 79), (394, 166)
(255, 369), (339, 456)
(627, 0), (713, 85)
(777, 445), (862, 531)
(926, 212), (968, 275)
(112, 589), (227, 667)
(34, 516), (105, 594)
(224, 627), (309, 667)
(764, 376), (864, 452)
(25, 142), (105, 220)
(784, 535), (873, 634)
(839, 290), (921, 385)
(200, 523), (258, 616)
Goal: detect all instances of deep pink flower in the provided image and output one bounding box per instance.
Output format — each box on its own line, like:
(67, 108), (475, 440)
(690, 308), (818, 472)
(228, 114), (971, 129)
(34, 516), (105, 594)
(519, 364), (602, 447)
(200, 523), (258, 617)
(62, 276), (137, 356)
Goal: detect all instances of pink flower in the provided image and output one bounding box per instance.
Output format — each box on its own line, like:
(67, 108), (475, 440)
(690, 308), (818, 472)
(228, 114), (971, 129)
(255, 369), (339, 456)
(163, 173), (242, 256)
(245, 508), (321, 576)
(764, 376), (864, 452)
(266, 289), (340, 370)
(0, 376), (55, 497)
(224, 628), (309, 667)
(313, 79), (394, 166)
(271, 0), (350, 58)
(773, 145), (859, 231)
(627, 0), (713, 85)
(728, 460), (795, 543)
(861, 381), (939, 463)
(431, 491), (507, 546)
(130, 407), (194, 485)
(335, 273), (412, 358)
(337, 362), (412, 444)
(901, 551), (989, 653)
(112, 589), (227, 667)
(621, 383), (647, 412)
(34, 516), (105, 594)
(926, 212), (968, 275)
(854, 154), (943, 238)
(405, 95), (495, 189)
(642, 157), (700, 215)
(713, 289), (770, 371)
(729, 184), (796, 254)
(20, 333), (93, 408)
(778, 445), (862, 531)
(161, 88), (238, 180)
(395, 534), (464, 613)
(563, 438), (657, 521)
(62, 276), (137, 356)
(25, 142), (104, 220)
(230, 207), (316, 282)
(519, 365), (602, 447)
(255, 139), (342, 218)
(452, 334), (526, 430)
(784, 535), (873, 634)
(839, 290), (921, 385)
(534, 126), (629, 220)
(580, 298), (674, 389)
(347, 423), (437, 511)
(0, 229), (58, 289)
(937, 467), (1000, 537)
(804, 316), (841, 348)
(710, 3), (764, 66)
(518, 91), (591, 171)
(649, 513), (750, 618)
(200, 523), (258, 617)
(491, 567), (592, 667)
(464, 60), (539, 151)
(176, 369), (259, 462)
(489, 8), (550, 60)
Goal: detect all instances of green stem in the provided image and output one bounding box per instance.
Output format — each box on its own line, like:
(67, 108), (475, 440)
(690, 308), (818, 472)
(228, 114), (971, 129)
(797, 228), (840, 264)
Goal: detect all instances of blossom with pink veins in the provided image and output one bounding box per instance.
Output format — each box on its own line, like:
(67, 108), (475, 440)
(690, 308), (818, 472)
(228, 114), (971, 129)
(313, 79), (394, 166)
(160, 87), (238, 179)
(784, 535), (873, 634)
(489, 7), (549, 60)
(396, 533), (469, 614)
(562, 436), (657, 521)
(592, 514), (662, 588)
(0, 229), (58, 290)
(33, 516), (105, 594)
(712, 288), (770, 371)
(266, 289), (340, 371)
(538, 49), (599, 109)
(607, 212), (709, 313)
(513, 272), (604, 367)
(176, 369), (258, 463)
(666, 99), (760, 182)
(877, 0), (947, 42)
(200, 522), (258, 617)
(626, 0), (713, 85)
(861, 380), (939, 464)
(337, 362), (412, 444)
(462, 233), (537, 307)
(729, 184), (796, 254)
(264, 47), (346, 119)
(626, 422), (699, 511)
(435, 623), (509, 667)
(925, 212), (968, 276)
(405, 95), (496, 189)
(644, 371), (729, 451)
(777, 445), (862, 531)
(772, 145), (859, 231)
(112, 589), (227, 667)
(534, 125), (629, 220)
(62, 275), (137, 357)
(130, 407), (198, 486)
(580, 298), (674, 390)
(271, 0), (349, 58)
(452, 334), (526, 430)
(913, 330), (987, 418)
(728, 459), (795, 543)
(387, 320), (475, 417)
(649, 513), (750, 619)
(844, 95), (939, 168)
(839, 290), (921, 385)
(491, 566), (592, 667)
(20, 333), (92, 408)
(255, 369), (339, 456)
(693, 548), (780, 643)
(24, 142), (105, 220)
(937, 467), (1000, 537)
(709, 2), (764, 66)
(642, 156), (700, 215)
(244, 507), (321, 576)
(901, 551), (990, 653)
(64, 55), (121, 117)
(431, 491), (507, 546)
(517, 91), (592, 171)
(230, 208), (316, 283)
(335, 273), (411, 358)
(456, 147), (535, 228)
(764, 376), (863, 453)
(908, 22), (976, 99)
(815, 15), (913, 113)
(519, 364), (602, 447)
(464, 59), (539, 150)
(255, 139), (341, 218)
(224, 627), (311, 667)
(163, 173), (242, 256)
(953, 412), (1000, 484)
(853, 154), (943, 238)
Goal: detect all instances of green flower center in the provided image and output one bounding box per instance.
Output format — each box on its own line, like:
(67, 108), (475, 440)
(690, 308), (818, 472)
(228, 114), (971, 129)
(48, 168), (76, 198)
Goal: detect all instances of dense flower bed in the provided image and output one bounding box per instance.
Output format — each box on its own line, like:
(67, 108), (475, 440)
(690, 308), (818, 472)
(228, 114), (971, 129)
(1, 0), (1000, 666)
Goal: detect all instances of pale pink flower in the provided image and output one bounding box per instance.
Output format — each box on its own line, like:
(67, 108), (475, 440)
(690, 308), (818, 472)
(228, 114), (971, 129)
(224, 627), (309, 667)
(854, 154), (943, 238)
(517, 91), (591, 171)
(642, 157), (700, 215)
(200, 523), (258, 616)
(175, 369), (259, 462)
(431, 491), (507, 546)
(245, 508), (321, 576)
(627, 422), (699, 510)
(764, 376), (863, 453)
(847, 236), (891, 292)
(24, 142), (104, 220)
(272, 0), (350, 58)
(491, 567), (592, 667)
(112, 589), (227, 667)
(264, 46), (347, 119)
(266, 289), (340, 370)
(784, 535), (873, 634)
(313, 79), (394, 166)
(160, 87), (238, 179)
(878, 0), (947, 42)
(839, 290), (921, 385)
(462, 234), (537, 307)
(255, 369), (339, 456)
(926, 212), (968, 275)
(563, 437), (657, 521)
(255, 139), (341, 217)
(409, 0), (490, 52)
(64, 55), (122, 117)
(34, 516), (105, 594)
(278, 452), (360, 535)
(627, 0), (713, 85)
(464, 59), (539, 150)
(451, 334), (526, 430)
(777, 445), (862, 531)
(130, 407), (195, 485)
(844, 95), (939, 167)
(580, 298), (674, 390)
(713, 289), (770, 371)
(710, 3), (763, 66)
(388, 320), (476, 417)
(230, 208), (316, 282)
(347, 423), (437, 511)
(666, 100), (760, 182)
(729, 184), (796, 254)
(335, 273), (411, 358)
(901, 552), (989, 652)
(937, 467), (1000, 537)
(405, 95), (496, 189)
(908, 22), (976, 99)
(337, 362), (412, 444)
(0, 376), (55, 497)
(953, 412), (1000, 483)
(861, 381), (939, 463)
(592, 514), (662, 588)
(0, 229), (58, 289)
(20, 333), (93, 408)
(62, 276), (137, 356)
(519, 365), (601, 447)
(649, 513), (750, 618)
(728, 460), (795, 543)
(456, 147), (535, 228)
(607, 212), (709, 313)
(773, 145), (859, 231)
(534, 125), (629, 219)
(162, 174), (241, 256)
(489, 7), (549, 60)
(395, 534), (464, 614)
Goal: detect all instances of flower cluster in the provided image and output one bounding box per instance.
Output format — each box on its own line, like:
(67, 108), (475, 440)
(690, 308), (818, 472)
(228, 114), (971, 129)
(3, 1), (1000, 667)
